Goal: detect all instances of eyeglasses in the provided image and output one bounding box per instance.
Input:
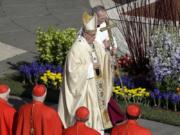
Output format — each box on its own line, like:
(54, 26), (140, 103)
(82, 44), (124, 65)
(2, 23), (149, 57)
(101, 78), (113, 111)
(86, 32), (96, 37)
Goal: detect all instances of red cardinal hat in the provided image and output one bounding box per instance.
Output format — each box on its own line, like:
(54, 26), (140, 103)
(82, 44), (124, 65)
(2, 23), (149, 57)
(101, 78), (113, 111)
(32, 84), (46, 97)
(76, 106), (89, 120)
(0, 84), (10, 94)
(126, 104), (141, 117)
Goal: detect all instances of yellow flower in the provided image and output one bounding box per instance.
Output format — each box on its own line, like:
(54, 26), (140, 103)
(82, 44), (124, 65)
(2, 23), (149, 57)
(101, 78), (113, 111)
(40, 76), (48, 83)
(49, 75), (56, 81)
(136, 93), (143, 97)
(113, 89), (119, 93)
(124, 88), (128, 93)
(113, 91), (118, 95)
(131, 90), (136, 95)
(53, 82), (57, 86)
(40, 70), (63, 87)
(115, 86), (120, 90)
(145, 92), (150, 97)
(56, 73), (62, 80)
(117, 91), (125, 96)
(46, 70), (51, 75)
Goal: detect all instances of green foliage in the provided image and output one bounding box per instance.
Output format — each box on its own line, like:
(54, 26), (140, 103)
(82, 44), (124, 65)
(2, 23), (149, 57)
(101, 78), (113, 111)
(0, 73), (26, 96)
(157, 72), (180, 92)
(36, 27), (77, 65)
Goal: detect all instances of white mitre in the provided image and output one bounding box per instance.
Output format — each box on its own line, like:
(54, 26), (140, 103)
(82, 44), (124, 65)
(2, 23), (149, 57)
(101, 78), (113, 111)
(82, 11), (97, 32)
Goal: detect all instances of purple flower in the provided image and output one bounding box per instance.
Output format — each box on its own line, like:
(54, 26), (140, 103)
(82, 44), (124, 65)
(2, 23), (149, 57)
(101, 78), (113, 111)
(153, 88), (160, 95)
(162, 92), (171, 100)
(56, 66), (63, 73)
(38, 65), (46, 74)
(170, 93), (179, 104)
(19, 61), (63, 83)
(149, 29), (180, 83)
(19, 64), (31, 79)
(129, 84), (135, 89)
(150, 92), (155, 99)
(113, 78), (120, 86)
(156, 93), (162, 100)
(45, 63), (53, 71)
(176, 95), (180, 103)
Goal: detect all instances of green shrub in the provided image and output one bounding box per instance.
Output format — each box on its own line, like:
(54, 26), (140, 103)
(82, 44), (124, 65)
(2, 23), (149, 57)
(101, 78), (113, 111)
(36, 27), (77, 65)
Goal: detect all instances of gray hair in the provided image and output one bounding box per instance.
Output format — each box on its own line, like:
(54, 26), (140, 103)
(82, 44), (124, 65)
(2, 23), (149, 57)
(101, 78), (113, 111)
(92, 5), (106, 14)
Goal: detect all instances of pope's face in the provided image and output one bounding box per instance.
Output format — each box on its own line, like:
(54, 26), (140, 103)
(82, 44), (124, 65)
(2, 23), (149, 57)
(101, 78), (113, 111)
(97, 10), (108, 25)
(84, 31), (96, 44)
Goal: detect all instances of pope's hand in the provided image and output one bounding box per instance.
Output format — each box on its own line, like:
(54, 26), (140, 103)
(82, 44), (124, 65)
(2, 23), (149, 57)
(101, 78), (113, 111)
(111, 47), (117, 55)
(103, 39), (110, 49)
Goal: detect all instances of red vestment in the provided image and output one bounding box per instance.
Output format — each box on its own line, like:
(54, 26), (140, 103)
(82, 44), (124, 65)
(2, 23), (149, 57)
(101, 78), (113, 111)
(0, 99), (16, 135)
(111, 120), (152, 135)
(16, 101), (63, 135)
(64, 121), (100, 135)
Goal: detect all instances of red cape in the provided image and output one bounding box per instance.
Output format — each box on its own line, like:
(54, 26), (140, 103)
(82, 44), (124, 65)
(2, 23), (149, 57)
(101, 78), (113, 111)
(64, 121), (100, 135)
(16, 101), (63, 135)
(108, 97), (126, 125)
(111, 120), (152, 135)
(0, 99), (16, 135)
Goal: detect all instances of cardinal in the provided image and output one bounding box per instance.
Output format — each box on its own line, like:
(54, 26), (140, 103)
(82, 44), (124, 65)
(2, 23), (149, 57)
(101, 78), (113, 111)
(0, 84), (16, 135)
(111, 103), (152, 135)
(64, 106), (101, 135)
(15, 84), (63, 135)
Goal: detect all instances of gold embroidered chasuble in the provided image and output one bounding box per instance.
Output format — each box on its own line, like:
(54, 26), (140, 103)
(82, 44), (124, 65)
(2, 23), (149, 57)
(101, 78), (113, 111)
(58, 36), (112, 131)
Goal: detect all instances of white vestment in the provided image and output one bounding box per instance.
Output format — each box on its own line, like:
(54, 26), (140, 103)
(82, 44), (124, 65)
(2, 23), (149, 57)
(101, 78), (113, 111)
(58, 36), (112, 131)
(95, 22), (117, 49)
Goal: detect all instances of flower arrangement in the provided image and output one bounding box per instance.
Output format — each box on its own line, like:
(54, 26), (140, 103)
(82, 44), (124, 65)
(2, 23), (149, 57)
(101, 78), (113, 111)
(40, 70), (63, 89)
(114, 74), (153, 90)
(150, 88), (180, 111)
(113, 86), (150, 105)
(114, 75), (134, 88)
(19, 61), (63, 85)
(115, 52), (152, 89)
(149, 28), (180, 91)
(117, 53), (132, 68)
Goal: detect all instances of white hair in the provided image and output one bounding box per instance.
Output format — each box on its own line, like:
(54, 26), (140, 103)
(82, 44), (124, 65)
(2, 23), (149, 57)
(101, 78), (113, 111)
(32, 92), (47, 102)
(0, 89), (10, 101)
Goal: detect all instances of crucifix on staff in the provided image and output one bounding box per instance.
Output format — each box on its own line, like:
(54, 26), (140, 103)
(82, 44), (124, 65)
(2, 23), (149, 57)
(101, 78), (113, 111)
(98, 12), (128, 105)
(100, 19), (118, 56)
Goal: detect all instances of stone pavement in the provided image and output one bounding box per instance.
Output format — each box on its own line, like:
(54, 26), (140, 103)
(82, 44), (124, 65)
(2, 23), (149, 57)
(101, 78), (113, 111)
(0, 0), (180, 134)
(0, 0), (90, 76)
